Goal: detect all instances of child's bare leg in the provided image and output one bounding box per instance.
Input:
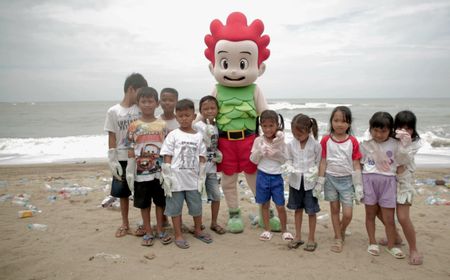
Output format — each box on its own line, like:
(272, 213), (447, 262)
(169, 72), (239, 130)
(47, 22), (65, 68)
(193, 215), (203, 236)
(330, 201), (342, 240)
(120, 197), (129, 228)
(275, 204), (287, 232)
(294, 209), (303, 241)
(365, 204), (379, 245)
(308, 213), (317, 243)
(376, 206), (402, 245)
(340, 205), (353, 239)
(261, 202), (270, 231)
(155, 205), (164, 234)
(397, 204), (422, 264)
(380, 207), (396, 249)
(210, 201), (220, 227)
(141, 207), (152, 234)
(172, 215), (183, 241)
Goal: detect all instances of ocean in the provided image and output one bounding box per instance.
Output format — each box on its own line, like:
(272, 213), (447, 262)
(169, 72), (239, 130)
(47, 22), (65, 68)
(1, 98), (450, 167)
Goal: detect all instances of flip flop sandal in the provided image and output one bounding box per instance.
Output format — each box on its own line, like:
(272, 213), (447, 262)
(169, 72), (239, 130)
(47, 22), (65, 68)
(304, 242), (318, 252)
(134, 225), (146, 237)
(330, 239), (343, 253)
(175, 239), (190, 249)
(194, 233), (213, 244)
(259, 231), (273, 241)
(187, 224), (206, 234)
(367, 244), (380, 256)
(141, 234), (154, 246)
(385, 247), (406, 259)
(158, 232), (173, 245)
(282, 232), (294, 241)
(115, 226), (130, 238)
(210, 224), (226, 235)
(288, 240), (304, 249)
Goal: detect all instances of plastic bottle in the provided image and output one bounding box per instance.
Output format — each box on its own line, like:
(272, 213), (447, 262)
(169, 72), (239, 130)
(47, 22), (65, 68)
(18, 210), (34, 218)
(101, 196), (116, 208)
(27, 224), (48, 231)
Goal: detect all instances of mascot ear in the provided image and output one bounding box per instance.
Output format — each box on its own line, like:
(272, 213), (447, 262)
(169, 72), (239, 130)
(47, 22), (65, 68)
(209, 63), (214, 75)
(258, 63), (266, 77)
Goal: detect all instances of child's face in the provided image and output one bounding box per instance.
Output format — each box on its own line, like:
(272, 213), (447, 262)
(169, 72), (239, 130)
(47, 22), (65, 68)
(175, 108), (196, 130)
(371, 127), (390, 143)
(160, 92), (177, 114)
(292, 126), (309, 143)
(138, 96), (158, 116)
(200, 100), (218, 123)
(261, 119), (278, 139)
(331, 110), (350, 135)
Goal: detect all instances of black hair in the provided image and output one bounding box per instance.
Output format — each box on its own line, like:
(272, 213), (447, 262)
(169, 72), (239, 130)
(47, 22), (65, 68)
(123, 73), (148, 93)
(329, 106), (353, 135)
(137, 87), (159, 103)
(160, 88), (179, 99)
(369, 111), (395, 138)
(199, 95), (219, 112)
(255, 110), (284, 136)
(175, 99), (195, 112)
(394, 110), (420, 141)
(291, 113), (319, 140)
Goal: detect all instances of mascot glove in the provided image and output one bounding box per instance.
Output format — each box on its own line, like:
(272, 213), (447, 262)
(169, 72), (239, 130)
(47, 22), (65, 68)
(107, 148), (123, 181)
(161, 163), (173, 198)
(395, 129), (412, 147)
(304, 166), (319, 184)
(397, 170), (415, 204)
(214, 149), (223, 163)
(125, 158), (136, 192)
(312, 176), (325, 199)
(197, 162), (207, 194)
(352, 171), (364, 204)
(281, 160), (297, 175)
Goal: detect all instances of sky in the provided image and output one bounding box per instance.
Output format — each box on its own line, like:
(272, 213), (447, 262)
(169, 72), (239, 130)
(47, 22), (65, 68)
(0, 0), (449, 102)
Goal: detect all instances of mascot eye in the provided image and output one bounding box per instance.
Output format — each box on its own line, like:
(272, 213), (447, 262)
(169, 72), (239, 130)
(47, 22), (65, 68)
(240, 59), (249, 70)
(220, 59), (228, 69)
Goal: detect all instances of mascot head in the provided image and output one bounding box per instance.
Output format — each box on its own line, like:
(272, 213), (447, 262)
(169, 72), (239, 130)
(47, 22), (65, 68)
(205, 12), (270, 87)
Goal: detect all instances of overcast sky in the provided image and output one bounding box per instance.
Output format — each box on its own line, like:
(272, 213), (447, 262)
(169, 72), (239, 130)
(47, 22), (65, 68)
(0, 0), (449, 102)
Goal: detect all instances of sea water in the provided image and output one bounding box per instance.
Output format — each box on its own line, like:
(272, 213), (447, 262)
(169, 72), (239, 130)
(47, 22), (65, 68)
(0, 98), (449, 167)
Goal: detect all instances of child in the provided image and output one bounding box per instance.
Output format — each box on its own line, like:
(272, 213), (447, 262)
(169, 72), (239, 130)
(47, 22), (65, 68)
(379, 110), (423, 264)
(360, 111), (406, 259)
(104, 72), (147, 238)
(193, 96), (226, 235)
(250, 110), (292, 241)
(318, 106), (362, 253)
(125, 87), (173, 246)
(285, 113), (322, 251)
(159, 88), (179, 132)
(160, 99), (212, 249)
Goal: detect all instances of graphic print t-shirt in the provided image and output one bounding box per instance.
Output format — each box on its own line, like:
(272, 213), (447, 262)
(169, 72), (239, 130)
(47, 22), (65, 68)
(127, 119), (166, 182)
(193, 121), (219, 174)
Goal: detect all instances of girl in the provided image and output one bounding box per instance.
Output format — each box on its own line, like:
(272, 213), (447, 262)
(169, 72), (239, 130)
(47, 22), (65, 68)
(193, 96), (226, 235)
(285, 114), (322, 251)
(250, 110), (292, 241)
(360, 112), (406, 259)
(318, 106), (362, 253)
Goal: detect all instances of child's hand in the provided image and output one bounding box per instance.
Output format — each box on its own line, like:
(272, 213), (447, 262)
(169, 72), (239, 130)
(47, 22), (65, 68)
(161, 163), (173, 198)
(197, 162), (206, 194)
(395, 129), (412, 147)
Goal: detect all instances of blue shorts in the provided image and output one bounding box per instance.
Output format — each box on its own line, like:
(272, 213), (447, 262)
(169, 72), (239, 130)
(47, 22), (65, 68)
(287, 176), (320, 214)
(205, 173), (221, 202)
(255, 170), (285, 206)
(324, 174), (354, 207)
(164, 190), (202, 217)
(110, 161), (132, 198)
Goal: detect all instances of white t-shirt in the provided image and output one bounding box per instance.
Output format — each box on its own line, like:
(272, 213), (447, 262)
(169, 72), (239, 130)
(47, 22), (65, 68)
(360, 137), (400, 176)
(286, 136), (322, 190)
(320, 135), (362, 177)
(159, 114), (179, 132)
(104, 104), (141, 160)
(160, 129), (207, 192)
(193, 121), (218, 174)
(250, 135), (286, 175)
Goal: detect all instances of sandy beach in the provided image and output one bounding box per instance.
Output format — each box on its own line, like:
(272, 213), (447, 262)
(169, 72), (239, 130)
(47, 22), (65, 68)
(0, 162), (449, 280)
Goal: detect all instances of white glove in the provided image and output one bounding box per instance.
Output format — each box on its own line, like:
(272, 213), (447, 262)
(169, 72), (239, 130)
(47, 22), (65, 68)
(198, 162), (206, 194)
(161, 163), (172, 198)
(352, 170), (364, 205)
(305, 166), (319, 184)
(272, 131), (285, 145)
(214, 149), (223, 163)
(397, 169), (416, 204)
(203, 119), (215, 147)
(395, 129), (412, 147)
(125, 158), (136, 192)
(313, 176), (325, 199)
(250, 137), (265, 164)
(108, 148), (123, 181)
(281, 160), (297, 175)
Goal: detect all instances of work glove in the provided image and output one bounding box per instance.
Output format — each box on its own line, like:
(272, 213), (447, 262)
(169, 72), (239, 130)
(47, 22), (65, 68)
(125, 158), (136, 192)
(107, 148), (123, 181)
(397, 169), (416, 204)
(352, 170), (364, 205)
(161, 163), (173, 198)
(203, 119), (215, 147)
(395, 129), (412, 147)
(313, 176), (325, 199)
(304, 166), (319, 184)
(198, 162), (206, 194)
(250, 137), (265, 164)
(281, 160), (297, 175)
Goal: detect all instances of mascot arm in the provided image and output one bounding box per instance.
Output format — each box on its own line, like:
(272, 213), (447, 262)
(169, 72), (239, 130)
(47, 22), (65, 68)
(254, 86), (269, 113)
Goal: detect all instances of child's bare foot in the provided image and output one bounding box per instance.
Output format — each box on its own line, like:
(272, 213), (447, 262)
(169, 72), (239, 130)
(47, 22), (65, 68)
(378, 237), (403, 246)
(409, 250), (423, 265)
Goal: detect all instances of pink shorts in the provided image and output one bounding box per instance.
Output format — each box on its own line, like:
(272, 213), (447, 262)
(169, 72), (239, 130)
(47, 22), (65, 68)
(362, 173), (397, 208)
(217, 135), (257, 175)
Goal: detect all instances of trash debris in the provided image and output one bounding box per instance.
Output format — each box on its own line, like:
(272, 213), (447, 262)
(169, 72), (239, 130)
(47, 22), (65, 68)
(101, 195), (116, 208)
(425, 195), (449, 206)
(27, 224), (48, 231)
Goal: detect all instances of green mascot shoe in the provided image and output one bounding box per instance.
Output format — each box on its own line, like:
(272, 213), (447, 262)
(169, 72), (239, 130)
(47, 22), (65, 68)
(258, 208), (281, 232)
(227, 208), (244, 233)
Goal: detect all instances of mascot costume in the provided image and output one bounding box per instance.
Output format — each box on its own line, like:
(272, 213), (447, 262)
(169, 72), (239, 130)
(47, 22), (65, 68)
(204, 12), (280, 233)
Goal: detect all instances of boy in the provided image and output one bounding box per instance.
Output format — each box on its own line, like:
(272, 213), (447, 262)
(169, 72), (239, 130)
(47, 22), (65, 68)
(160, 99), (212, 249)
(159, 88), (179, 132)
(104, 72), (147, 238)
(126, 87), (173, 246)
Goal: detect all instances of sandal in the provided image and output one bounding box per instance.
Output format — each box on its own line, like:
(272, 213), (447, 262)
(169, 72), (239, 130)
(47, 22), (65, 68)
(141, 234), (154, 246)
(187, 224), (206, 234)
(115, 226), (130, 238)
(259, 231), (273, 241)
(134, 225), (146, 237)
(304, 242), (318, 252)
(367, 244), (380, 256)
(282, 232), (294, 241)
(330, 239), (343, 253)
(175, 239), (190, 249)
(158, 232), (173, 245)
(385, 247), (406, 259)
(194, 233), (213, 244)
(210, 224), (226, 235)
(288, 239), (304, 249)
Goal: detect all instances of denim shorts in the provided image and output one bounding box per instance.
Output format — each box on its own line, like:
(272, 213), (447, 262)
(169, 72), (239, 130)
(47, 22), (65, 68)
(287, 177), (320, 214)
(324, 174), (354, 207)
(255, 170), (285, 206)
(205, 173), (221, 202)
(362, 173), (397, 208)
(110, 161), (132, 198)
(164, 190), (202, 217)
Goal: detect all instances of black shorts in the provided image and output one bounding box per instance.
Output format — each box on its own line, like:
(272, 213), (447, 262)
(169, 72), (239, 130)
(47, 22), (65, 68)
(287, 176), (320, 215)
(133, 179), (165, 209)
(110, 161), (132, 198)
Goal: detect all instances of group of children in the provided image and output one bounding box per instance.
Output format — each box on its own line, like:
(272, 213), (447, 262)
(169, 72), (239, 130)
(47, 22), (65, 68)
(104, 73), (422, 265)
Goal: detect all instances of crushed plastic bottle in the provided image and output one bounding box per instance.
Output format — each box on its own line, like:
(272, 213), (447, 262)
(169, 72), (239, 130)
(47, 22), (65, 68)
(248, 213), (259, 226)
(101, 195), (116, 208)
(11, 194), (30, 206)
(27, 223), (48, 231)
(18, 210), (34, 218)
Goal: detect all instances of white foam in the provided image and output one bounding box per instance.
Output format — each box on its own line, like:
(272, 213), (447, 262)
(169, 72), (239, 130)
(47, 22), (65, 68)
(269, 102), (352, 111)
